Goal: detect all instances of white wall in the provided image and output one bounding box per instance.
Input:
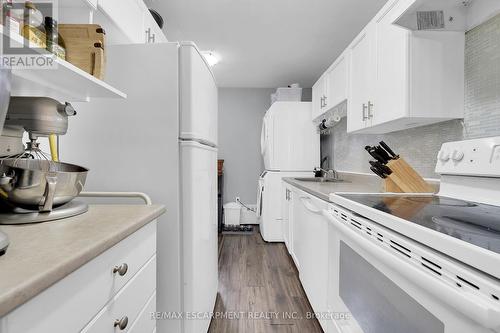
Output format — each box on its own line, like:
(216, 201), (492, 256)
(218, 88), (273, 204)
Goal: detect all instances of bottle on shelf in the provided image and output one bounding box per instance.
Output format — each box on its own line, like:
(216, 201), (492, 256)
(45, 16), (66, 60)
(22, 1), (46, 48)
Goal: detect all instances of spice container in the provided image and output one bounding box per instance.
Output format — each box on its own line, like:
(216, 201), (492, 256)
(21, 2), (46, 48)
(45, 16), (66, 60)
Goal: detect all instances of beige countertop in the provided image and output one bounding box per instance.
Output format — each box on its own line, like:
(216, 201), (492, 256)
(283, 172), (385, 202)
(0, 204), (166, 317)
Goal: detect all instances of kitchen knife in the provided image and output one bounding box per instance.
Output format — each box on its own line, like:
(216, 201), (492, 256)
(369, 160), (392, 175)
(370, 166), (387, 179)
(375, 146), (392, 161)
(380, 141), (399, 159)
(367, 147), (388, 164)
(369, 162), (386, 177)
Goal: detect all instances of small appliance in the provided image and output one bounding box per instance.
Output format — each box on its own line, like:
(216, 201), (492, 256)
(0, 97), (89, 224)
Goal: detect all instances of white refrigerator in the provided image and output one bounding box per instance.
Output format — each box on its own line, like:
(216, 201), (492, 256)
(258, 102), (319, 242)
(60, 42), (218, 333)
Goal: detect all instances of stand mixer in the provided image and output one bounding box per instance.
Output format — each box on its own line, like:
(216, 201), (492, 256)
(0, 96), (90, 224)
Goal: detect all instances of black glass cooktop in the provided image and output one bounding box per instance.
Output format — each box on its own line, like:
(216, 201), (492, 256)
(339, 194), (500, 254)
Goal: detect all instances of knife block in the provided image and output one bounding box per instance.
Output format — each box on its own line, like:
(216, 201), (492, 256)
(384, 158), (434, 193)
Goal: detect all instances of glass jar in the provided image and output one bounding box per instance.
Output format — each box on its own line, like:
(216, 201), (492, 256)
(21, 1), (46, 48)
(45, 16), (66, 60)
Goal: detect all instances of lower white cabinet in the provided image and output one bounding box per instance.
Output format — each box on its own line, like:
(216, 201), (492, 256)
(0, 222), (157, 333)
(128, 293), (157, 333)
(282, 183), (294, 253)
(82, 256), (156, 332)
(292, 188), (329, 331)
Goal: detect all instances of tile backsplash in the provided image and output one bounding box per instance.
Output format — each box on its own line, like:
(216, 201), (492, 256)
(322, 13), (500, 178)
(464, 13), (500, 139)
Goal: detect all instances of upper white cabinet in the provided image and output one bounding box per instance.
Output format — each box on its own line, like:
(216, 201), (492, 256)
(61, 0), (167, 45)
(312, 75), (328, 120)
(347, 24), (375, 132)
(347, 0), (465, 134)
(143, 10), (167, 44)
(326, 54), (348, 115)
(96, 0), (145, 44)
(95, 0), (167, 44)
(313, 0), (466, 133)
(312, 52), (348, 121)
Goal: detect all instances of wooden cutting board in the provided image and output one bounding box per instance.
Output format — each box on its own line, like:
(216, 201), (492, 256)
(59, 24), (106, 80)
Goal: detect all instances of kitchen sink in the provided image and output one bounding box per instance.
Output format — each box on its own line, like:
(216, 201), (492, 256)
(294, 177), (346, 183)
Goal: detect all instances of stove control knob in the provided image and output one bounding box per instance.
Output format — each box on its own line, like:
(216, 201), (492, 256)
(438, 150), (450, 162)
(452, 149), (464, 162)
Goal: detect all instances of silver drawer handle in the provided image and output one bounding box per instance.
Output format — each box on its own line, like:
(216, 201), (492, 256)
(112, 263), (128, 276)
(114, 316), (129, 330)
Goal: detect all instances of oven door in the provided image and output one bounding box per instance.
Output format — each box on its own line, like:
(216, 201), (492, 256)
(323, 206), (500, 333)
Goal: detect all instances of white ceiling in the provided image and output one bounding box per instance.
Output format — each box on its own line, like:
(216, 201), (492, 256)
(147, 0), (388, 88)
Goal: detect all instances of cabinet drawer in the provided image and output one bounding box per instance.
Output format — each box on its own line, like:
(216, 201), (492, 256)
(0, 222), (156, 333)
(128, 292), (156, 333)
(82, 255), (156, 333)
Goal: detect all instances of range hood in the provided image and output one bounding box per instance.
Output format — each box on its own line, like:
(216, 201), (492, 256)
(394, 0), (500, 32)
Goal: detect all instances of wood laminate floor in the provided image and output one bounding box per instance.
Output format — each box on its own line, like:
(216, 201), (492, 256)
(208, 228), (323, 333)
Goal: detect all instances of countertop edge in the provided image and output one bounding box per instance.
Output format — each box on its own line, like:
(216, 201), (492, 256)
(282, 178), (331, 202)
(0, 204), (166, 317)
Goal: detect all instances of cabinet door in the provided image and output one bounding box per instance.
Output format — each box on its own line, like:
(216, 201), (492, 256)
(372, 0), (410, 127)
(281, 184), (290, 249)
(312, 78), (325, 120)
(143, 11), (167, 44)
(291, 192), (302, 271)
(326, 54), (348, 110)
(97, 0), (145, 43)
(295, 193), (329, 331)
(347, 25), (375, 133)
(287, 189), (294, 256)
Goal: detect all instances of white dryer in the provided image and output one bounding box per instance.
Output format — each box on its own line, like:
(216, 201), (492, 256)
(259, 102), (320, 242)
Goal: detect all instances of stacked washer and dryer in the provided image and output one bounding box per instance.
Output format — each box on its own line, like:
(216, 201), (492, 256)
(257, 102), (320, 242)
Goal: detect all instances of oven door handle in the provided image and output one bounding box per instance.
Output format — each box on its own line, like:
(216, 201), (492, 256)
(322, 210), (500, 330)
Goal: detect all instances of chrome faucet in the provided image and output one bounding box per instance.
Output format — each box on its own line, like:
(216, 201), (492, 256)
(314, 167), (339, 180)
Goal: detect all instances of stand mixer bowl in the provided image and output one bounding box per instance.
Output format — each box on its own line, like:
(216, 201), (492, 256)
(0, 159), (88, 212)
